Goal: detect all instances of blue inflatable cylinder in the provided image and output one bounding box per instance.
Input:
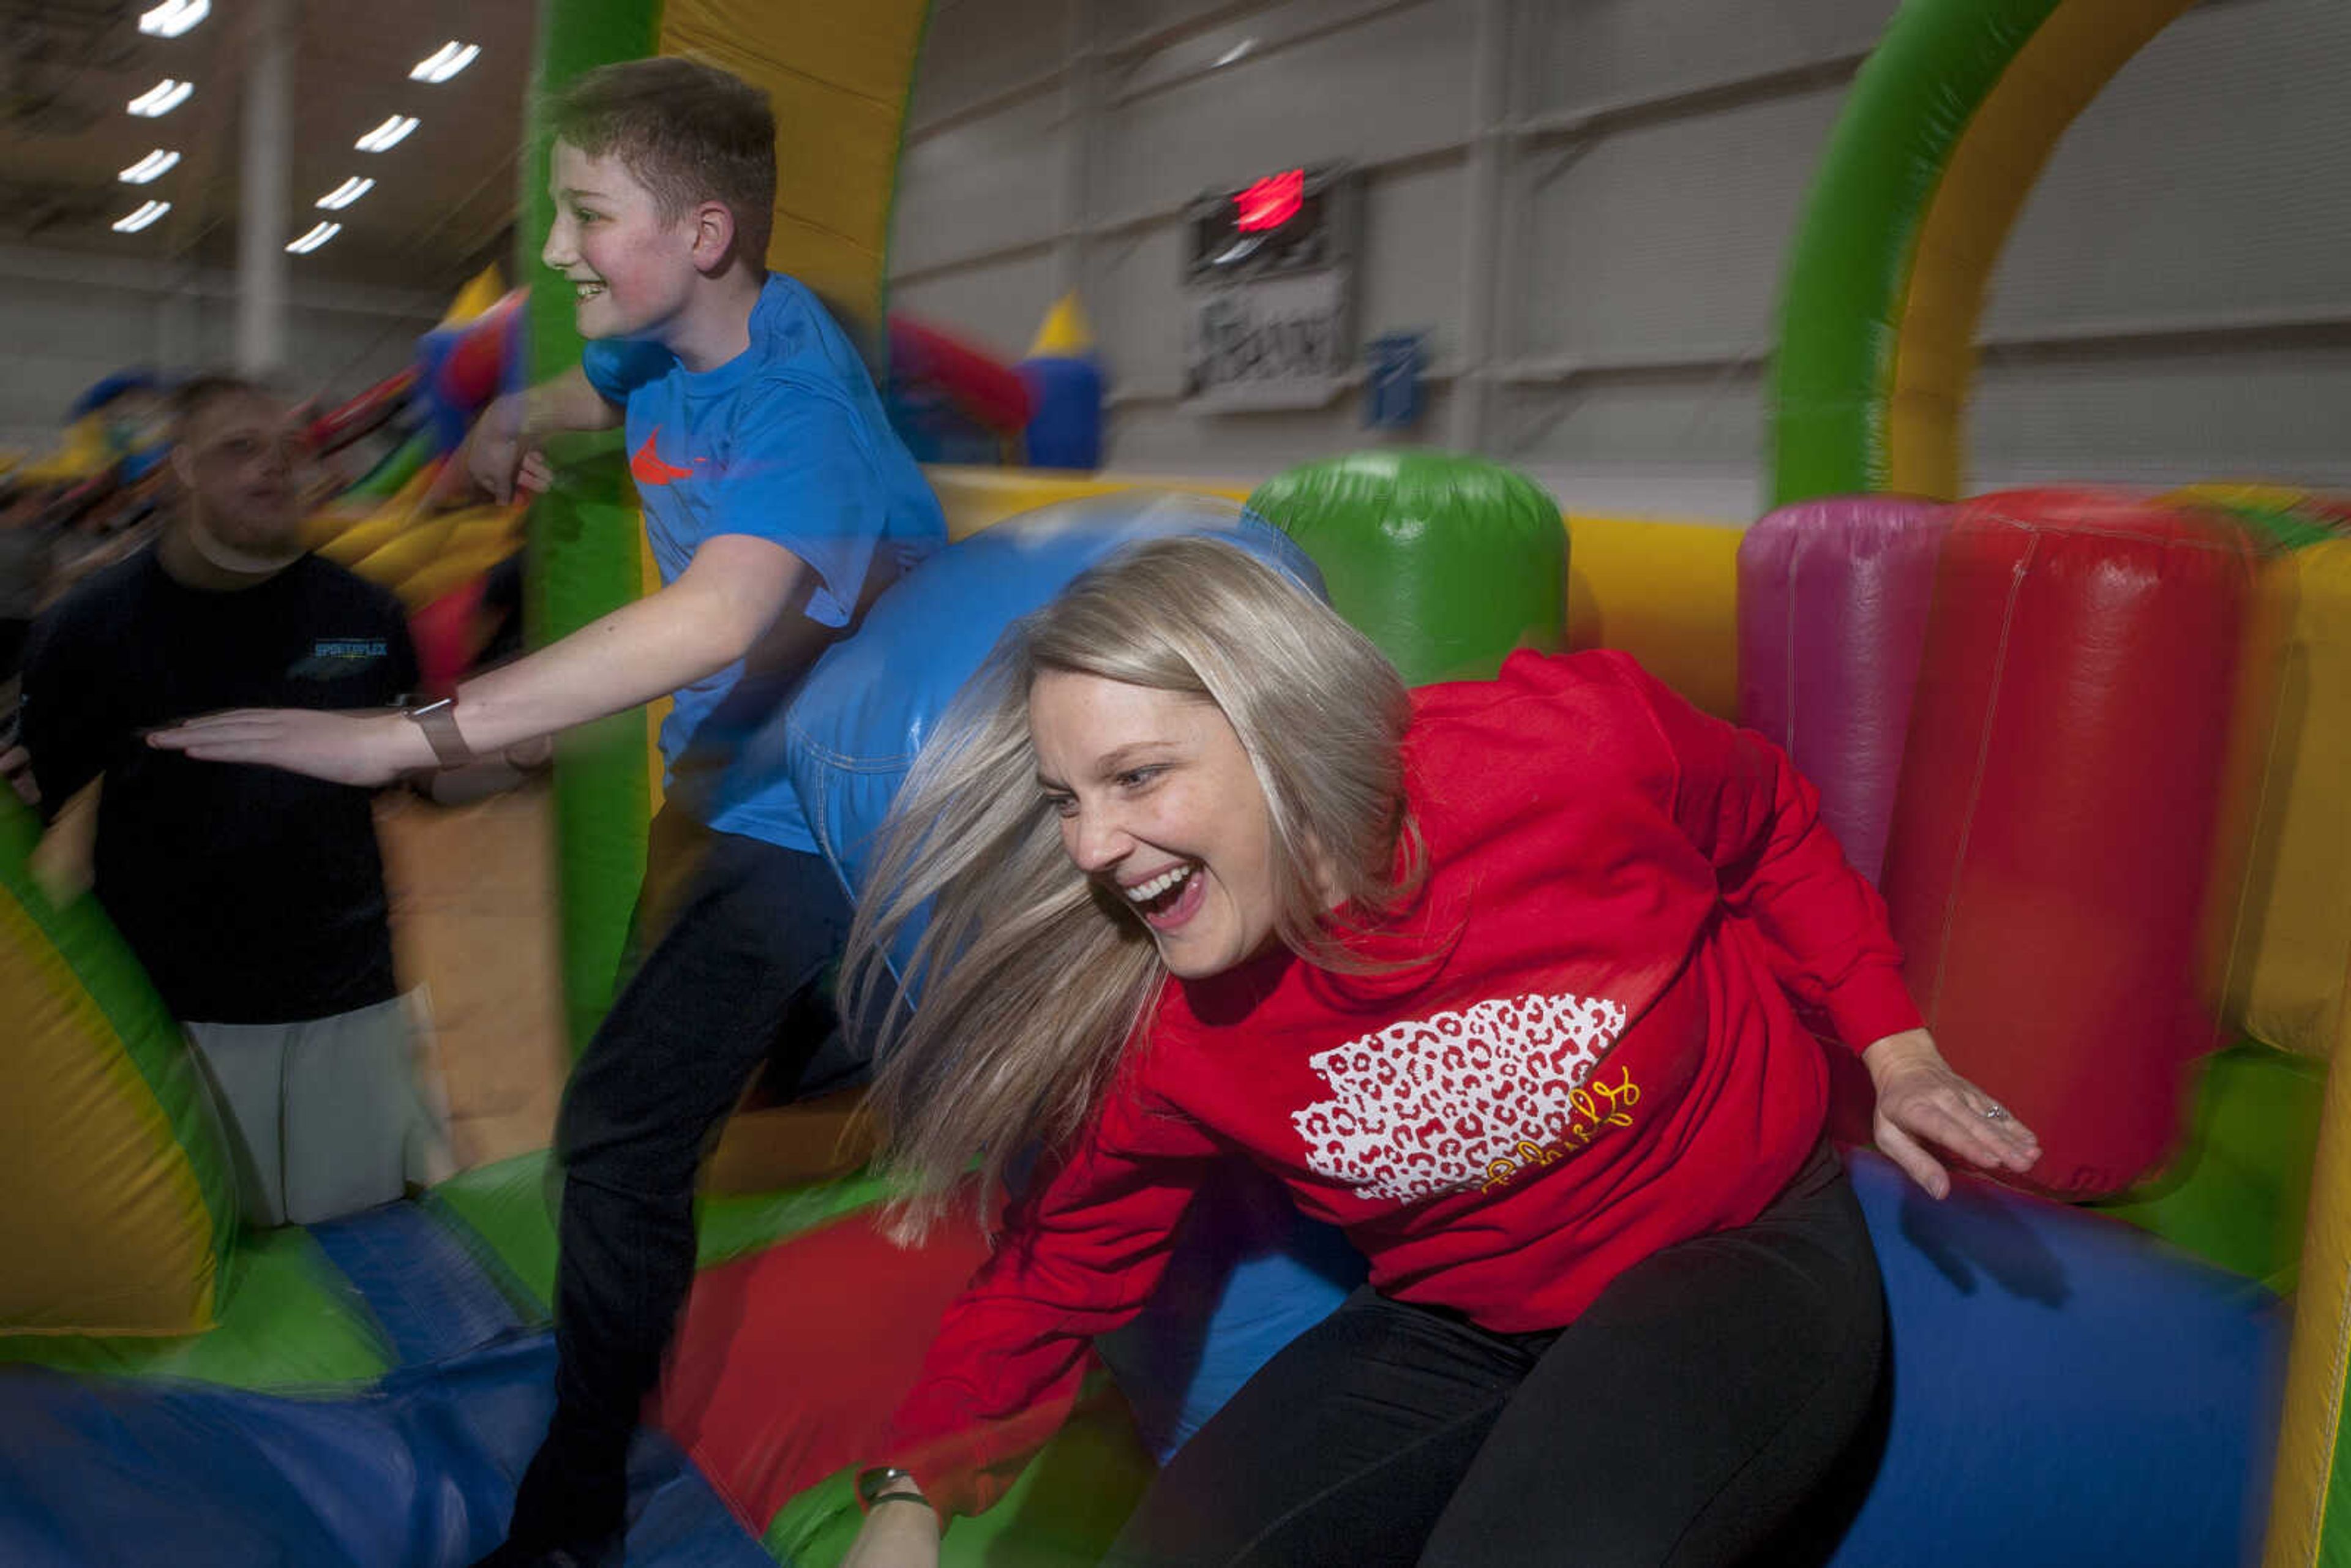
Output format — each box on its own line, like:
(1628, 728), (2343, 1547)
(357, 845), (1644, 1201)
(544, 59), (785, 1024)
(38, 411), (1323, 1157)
(1018, 355), (1105, 470)
(740, 491), (1322, 978)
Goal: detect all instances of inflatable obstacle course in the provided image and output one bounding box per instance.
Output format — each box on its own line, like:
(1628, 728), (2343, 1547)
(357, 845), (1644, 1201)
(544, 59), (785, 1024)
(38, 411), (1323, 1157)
(4, 0), (2344, 1558)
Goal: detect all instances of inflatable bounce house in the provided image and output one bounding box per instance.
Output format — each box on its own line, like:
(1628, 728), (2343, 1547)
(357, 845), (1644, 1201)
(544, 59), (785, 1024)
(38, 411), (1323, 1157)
(12, 371), (176, 487)
(881, 294), (1105, 470)
(299, 268), (536, 694)
(4, 0), (2348, 1564)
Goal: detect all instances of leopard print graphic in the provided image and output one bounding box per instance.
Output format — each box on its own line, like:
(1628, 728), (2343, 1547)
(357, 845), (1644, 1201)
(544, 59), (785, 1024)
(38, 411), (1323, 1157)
(1290, 991), (1632, 1204)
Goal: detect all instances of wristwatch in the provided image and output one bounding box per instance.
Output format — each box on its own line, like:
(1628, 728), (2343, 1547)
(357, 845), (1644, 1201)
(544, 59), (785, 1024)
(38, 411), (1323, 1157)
(403, 696), (475, 768)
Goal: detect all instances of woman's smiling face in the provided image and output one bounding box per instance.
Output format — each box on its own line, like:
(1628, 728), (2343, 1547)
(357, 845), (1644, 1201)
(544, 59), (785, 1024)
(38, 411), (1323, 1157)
(1029, 670), (1284, 980)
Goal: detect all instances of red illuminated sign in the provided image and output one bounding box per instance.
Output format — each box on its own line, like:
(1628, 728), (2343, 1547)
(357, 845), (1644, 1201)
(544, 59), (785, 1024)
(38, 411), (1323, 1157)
(1234, 168), (1304, 233)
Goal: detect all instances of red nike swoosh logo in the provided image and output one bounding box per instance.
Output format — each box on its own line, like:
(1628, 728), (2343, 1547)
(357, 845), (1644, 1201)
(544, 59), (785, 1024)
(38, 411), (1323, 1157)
(630, 427), (694, 486)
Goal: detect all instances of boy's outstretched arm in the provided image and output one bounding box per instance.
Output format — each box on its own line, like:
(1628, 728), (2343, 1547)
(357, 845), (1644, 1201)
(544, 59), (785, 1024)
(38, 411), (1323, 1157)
(144, 535), (808, 786)
(466, 365), (623, 503)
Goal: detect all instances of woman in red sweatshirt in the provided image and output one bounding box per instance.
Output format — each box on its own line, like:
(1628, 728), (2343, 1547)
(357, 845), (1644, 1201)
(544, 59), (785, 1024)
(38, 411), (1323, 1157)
(836, 535), (2037, 1568)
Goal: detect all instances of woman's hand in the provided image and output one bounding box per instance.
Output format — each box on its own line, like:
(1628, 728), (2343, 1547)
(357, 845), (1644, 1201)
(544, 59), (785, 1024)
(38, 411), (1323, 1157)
(839, 1492), (941, 1568)
(145, 708), (429, 787)
(1861, 1027), (2040, 1199)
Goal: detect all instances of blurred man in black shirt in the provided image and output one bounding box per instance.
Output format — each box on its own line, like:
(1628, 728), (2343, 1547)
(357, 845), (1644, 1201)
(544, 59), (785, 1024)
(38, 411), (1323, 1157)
(16, 374), (446, 1225)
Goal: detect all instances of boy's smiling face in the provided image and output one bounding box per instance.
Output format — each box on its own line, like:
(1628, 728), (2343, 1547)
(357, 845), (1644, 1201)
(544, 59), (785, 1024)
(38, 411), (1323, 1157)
(543, 140), (699, 343)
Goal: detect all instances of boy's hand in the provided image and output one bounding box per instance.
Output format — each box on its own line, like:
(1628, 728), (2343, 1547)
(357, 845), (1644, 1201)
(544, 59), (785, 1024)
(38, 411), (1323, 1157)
(465, 392), (547, 505)
(144, 708), (432, 788)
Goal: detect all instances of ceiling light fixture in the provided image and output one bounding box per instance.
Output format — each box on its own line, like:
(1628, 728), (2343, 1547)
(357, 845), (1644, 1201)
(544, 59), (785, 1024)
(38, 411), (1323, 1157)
(128, 79), (195, 118)
(317, 176), (375, 210)
(119, 149), (181, 184)
(113, 200), (172, 234)
(354, 114), (419, 152)
(409, 42), (481, 84)
(286, 221), (343, 255)
(137, 0), (209, 39)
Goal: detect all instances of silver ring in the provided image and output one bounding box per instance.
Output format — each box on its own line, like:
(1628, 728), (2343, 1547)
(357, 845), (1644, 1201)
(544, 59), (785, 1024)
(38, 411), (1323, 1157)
(1980, 1104), (2011, 1122)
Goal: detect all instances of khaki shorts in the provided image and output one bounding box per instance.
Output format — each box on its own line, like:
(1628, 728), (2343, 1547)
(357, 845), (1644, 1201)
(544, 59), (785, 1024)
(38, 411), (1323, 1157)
(184, 994), (453, 1229)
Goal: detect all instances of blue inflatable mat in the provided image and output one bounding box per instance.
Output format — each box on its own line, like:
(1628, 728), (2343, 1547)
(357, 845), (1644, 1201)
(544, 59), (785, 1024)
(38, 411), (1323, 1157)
(0, 1334), (770, 1568)
(1804, 1149), (2284, 1568)
(1097, 1156), (1369, 1461)
(308, 1201), (527, 1368)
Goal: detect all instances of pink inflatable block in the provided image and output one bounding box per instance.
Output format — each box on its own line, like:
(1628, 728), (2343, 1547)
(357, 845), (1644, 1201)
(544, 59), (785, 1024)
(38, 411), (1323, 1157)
(1738, 495), (1950, 886)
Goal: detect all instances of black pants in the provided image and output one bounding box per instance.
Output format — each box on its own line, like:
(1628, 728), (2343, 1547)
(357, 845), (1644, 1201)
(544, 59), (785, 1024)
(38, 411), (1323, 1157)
(504, 814), (864, 1553)
(1108, 1144), (1883, 1568)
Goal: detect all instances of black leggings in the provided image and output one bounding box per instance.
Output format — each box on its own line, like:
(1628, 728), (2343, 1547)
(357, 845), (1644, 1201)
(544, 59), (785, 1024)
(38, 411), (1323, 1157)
(1106, 1143), (1883, 1568)
(503, 812), (866, 1553)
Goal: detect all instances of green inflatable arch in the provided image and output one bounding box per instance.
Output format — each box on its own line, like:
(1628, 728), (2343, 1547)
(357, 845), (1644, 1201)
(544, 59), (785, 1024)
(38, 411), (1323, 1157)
(1769, 0), (2194, 506)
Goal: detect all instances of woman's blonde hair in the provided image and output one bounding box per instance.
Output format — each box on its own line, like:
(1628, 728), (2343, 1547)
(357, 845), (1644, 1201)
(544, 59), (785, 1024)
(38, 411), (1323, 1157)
(844, 534), (1420, 1237)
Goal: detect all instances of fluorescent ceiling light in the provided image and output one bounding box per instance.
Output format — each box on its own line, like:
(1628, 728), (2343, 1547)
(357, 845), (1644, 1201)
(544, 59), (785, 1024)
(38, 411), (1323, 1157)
(137, 0), (209, 38)
(119, 149), (181, 184)
(354, 114), (419, 152)
(317, 176), (375, 210)
(286, 221), (342, 255)
(128, 79), (194, 118)
(409, 42), (481, 84)
(113, 200), (172, 234)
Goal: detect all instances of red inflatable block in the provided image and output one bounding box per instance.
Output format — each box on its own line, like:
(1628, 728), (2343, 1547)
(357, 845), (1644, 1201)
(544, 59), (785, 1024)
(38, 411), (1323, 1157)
(308, 367), (416, 454)
(408, 575), (490, 698)
(888, 315), (1037, 436)
(1879, 489), (2260, 1198)
(435, 291), (525, 411)
(653, 1204), (994, 1534)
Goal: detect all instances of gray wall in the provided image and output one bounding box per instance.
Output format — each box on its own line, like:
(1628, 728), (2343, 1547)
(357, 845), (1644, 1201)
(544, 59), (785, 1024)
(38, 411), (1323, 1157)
(890, 0), (2351, 520)
(0, 243), (441, 457)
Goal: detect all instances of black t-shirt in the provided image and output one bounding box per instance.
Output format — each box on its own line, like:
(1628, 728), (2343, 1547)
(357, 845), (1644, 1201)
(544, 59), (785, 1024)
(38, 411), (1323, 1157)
(18, 546), (420, 1024)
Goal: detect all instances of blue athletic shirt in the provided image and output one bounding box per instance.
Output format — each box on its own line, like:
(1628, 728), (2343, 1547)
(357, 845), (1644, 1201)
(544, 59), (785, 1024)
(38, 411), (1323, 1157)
(582, 273), (946, 851)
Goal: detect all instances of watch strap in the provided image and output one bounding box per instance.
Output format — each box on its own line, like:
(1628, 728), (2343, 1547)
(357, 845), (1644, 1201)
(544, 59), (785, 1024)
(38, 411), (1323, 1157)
(404, 697), (474, 768)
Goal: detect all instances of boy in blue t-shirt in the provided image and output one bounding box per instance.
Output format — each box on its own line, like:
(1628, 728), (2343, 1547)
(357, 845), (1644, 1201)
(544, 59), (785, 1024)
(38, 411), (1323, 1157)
(151, 58), (946, 1567)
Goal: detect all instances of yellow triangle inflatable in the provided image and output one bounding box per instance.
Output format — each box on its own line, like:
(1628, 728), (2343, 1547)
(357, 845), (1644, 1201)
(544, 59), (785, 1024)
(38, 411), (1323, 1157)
(440, 265), (509, 329)
(1027, 293), (1096, 359)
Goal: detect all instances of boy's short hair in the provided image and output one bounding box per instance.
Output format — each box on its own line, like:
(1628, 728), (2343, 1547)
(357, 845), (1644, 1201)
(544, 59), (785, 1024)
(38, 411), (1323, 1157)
(170, 373), (282, 446)
(550, 57), (778, 268)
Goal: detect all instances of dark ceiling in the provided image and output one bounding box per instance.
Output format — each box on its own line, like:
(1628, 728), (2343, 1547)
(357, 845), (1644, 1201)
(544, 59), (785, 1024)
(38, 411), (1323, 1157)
(0, 0), (538, 293)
